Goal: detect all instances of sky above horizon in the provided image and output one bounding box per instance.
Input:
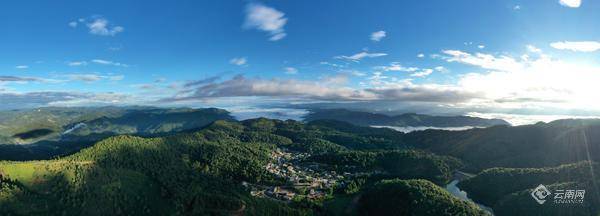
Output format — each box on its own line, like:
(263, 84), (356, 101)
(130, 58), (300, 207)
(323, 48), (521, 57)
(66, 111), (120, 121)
(2, 0), (600, 124)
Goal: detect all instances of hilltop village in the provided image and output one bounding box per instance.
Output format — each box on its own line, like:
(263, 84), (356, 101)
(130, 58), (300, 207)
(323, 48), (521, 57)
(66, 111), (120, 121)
(246, 148), (347, 202)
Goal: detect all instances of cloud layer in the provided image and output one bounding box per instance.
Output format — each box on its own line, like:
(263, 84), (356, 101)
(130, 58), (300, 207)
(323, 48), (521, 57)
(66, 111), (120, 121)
(550, 41), (600, 52)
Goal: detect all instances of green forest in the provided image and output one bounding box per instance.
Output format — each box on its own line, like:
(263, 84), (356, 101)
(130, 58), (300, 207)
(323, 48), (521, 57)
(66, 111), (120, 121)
(0, 117), (487, 215)
(2, 108), (600, 215)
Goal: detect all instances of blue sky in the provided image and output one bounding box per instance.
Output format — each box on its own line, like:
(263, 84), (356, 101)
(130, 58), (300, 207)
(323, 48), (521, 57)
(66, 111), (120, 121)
(2, 0), (600, 124)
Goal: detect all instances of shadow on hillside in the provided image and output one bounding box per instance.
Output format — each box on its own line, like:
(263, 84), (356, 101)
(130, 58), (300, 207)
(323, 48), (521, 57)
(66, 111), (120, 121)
(0, 138), (278, 215)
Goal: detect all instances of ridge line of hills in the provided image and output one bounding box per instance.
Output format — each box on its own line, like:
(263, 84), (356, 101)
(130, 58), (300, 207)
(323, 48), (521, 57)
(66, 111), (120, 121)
(1, 107), (600, 215)
(303, 108), (510, 127)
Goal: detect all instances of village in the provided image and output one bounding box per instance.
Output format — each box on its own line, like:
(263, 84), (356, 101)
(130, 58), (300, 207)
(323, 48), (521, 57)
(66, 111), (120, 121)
(246, 148), (348, 202)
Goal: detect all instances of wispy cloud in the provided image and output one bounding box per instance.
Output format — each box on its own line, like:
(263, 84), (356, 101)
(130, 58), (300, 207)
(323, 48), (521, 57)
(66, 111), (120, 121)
(86, 18), (124, 36)
(526, 45), (542, 53)
(65, 73), (124, 83)
(15, 65), (29, 69)
(244, 3), (288, 41)
(559, 0), (581, 8)
(68, 61), (88, 66)
(67, 59), (127, 67)
(0, 76), (41, 82)
(284, 67), (298, 74)
(375, 62), (418, 72)
(91, 59), (128, 67)
(65, 74), (103, 82)
(229, 57), (248, 66)
(441, 50), (522, 71)
(434, 66), (448, 73)
(335, 51), (388, 62)
(68, 21), (78, 28)
(370, 30), (386, 42)
(550, 41), (600, 52)
(410, 69), (433, 77)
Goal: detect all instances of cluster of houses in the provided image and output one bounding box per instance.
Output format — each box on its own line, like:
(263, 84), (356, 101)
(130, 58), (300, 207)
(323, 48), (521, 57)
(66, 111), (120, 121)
(247, 148), (346, 202)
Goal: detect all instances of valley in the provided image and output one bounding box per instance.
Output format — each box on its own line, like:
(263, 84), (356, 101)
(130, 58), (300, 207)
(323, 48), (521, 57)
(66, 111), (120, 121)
(0, 107), (599, 215)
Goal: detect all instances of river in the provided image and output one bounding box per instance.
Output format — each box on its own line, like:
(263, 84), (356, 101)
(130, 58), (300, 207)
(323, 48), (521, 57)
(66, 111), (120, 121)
(445, 180), (495, 215)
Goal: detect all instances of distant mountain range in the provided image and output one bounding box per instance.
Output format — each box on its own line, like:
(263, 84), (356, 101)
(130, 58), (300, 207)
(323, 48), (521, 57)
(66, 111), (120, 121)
(303, 109), (510, 128)
(0, 106), (232, 145)
(60, 107), (233, 141)
(0, 107), (233, 160)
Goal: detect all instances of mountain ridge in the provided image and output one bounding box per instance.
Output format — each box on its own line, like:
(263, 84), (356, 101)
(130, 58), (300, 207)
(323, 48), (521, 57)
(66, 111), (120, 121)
(303, 109), (510, 127)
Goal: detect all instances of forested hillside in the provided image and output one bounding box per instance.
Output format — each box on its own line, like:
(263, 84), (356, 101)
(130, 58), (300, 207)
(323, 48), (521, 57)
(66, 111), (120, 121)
(0, 107), (129, 144)
(403, 119), (600, 171)
(458, 161), (600, 216)
(304, 109), (509, 127)
(3, 115), (600, 215)
(358, 179), (487, 216)
(0, 118), (479, 215)
(0, 107), (233, 161)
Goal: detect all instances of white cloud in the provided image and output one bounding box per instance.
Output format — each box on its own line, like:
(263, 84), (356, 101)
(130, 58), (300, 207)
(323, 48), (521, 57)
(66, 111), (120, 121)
(434, 66), (448, 73)
(284, 67), (298, 74)
(320, 61), (346, 68)
(68, 61), (88, 66)
(87, 18), (124, 36)
(109, 75), (124, 81)
(68, 21), (78, 28)
(370, 31), (386, 42)
(162, 49), (599, 117)
(65, 73), (124, 82)
(468, 112), (600, 126)
(335, 51), (388, 62)
(15, 65), (29, 69)
(170, 75), (375, 101)
(269, 33), (287, 41)
(443, 49), (600, 112)
(0, 76), (42, 82)
(550, 41), (600, 52)
(478, 45), (485, 49)
(417, 53), (425, 58)
(167, 74), (478, 104)
(46, 92), (132, 107)
(513, 5), (521, 10)
(230, 57), (247, 66)
(340, 69), (366, 77)
(91, 59), (128, 67)
(526, 45), (542, 53)
(375, 63), (418, 72)
(66, 74), (103, 82)
(0, 91), (129, 110)
(244, 3), (288, 41)
(442, 50), (522, 72)
(410, 69), (433, 77)
(322, 74), (349, 85)
(559, 0), (581, 8)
